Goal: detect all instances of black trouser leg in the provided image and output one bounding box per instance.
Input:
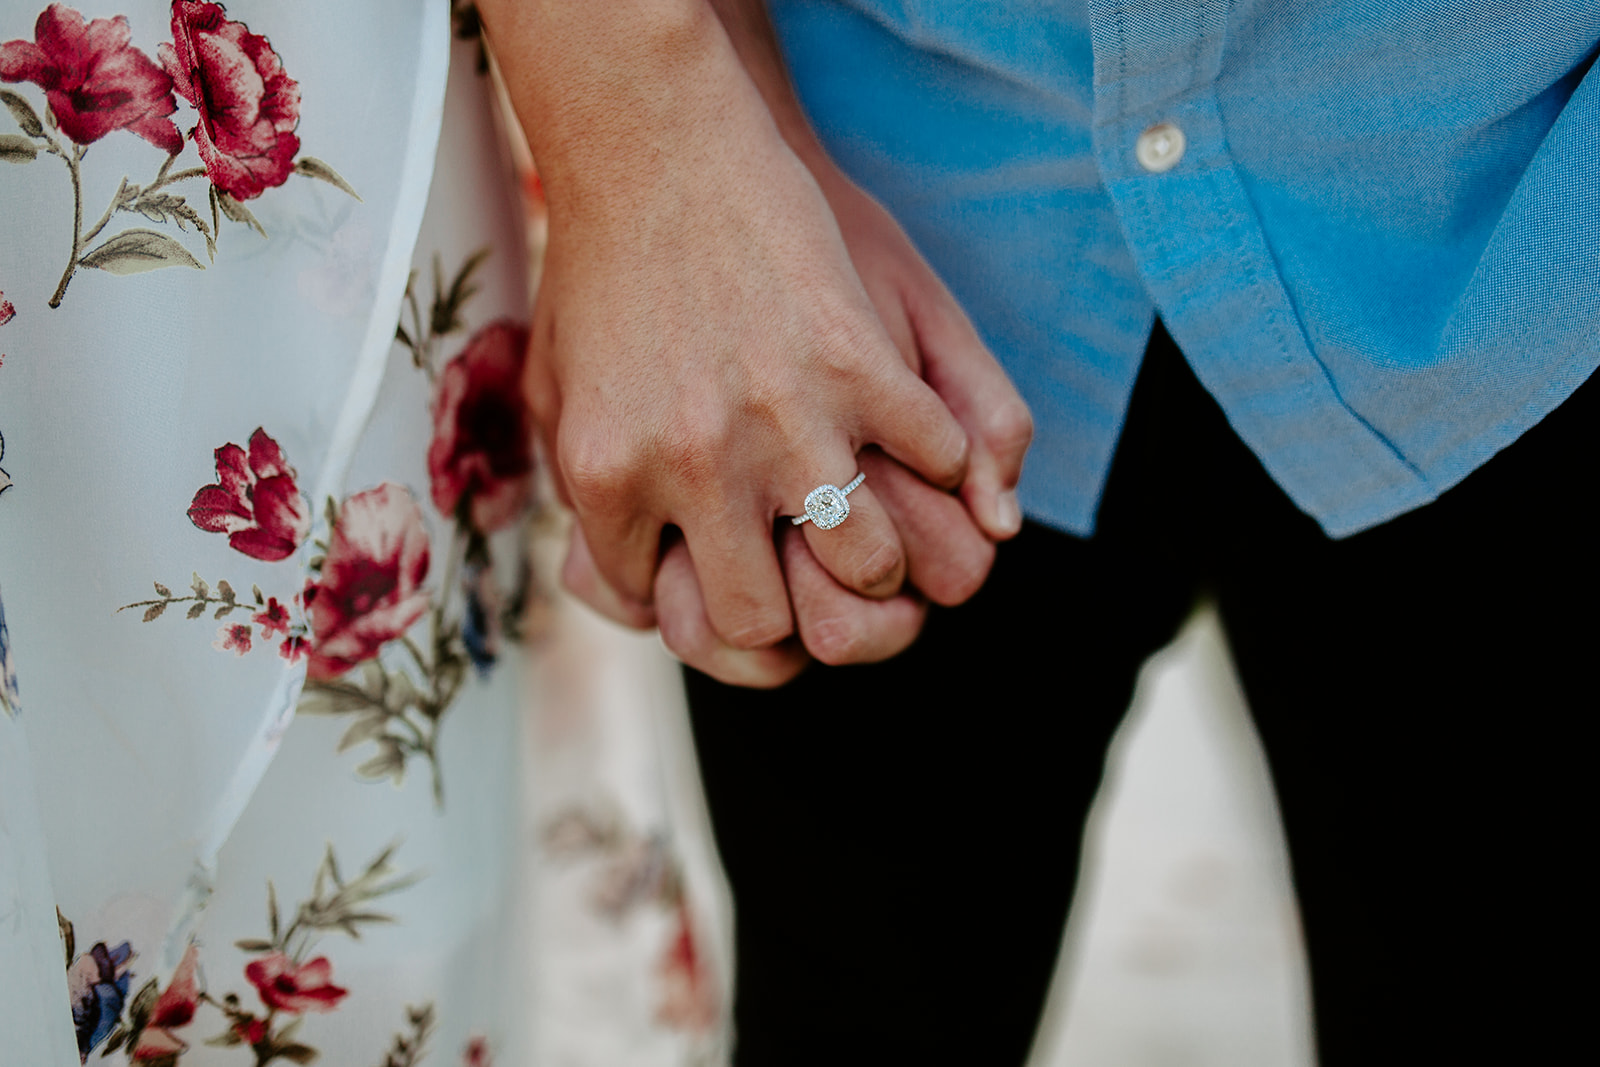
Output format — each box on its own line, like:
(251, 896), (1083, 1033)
(684, 323), (1212, 1066)
(1215, 359), (1599, 1065)
(688, 317), (1595, 1064)
(685, 518), (1191, 1065)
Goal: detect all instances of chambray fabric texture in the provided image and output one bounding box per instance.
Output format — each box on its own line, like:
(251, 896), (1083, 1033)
(770, 0), (1600, 537)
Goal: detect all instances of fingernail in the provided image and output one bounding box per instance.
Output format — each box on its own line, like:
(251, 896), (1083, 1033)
(995, 489), (1022, 537)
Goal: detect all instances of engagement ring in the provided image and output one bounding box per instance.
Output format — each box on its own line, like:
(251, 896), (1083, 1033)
(792, 472), (866, 530)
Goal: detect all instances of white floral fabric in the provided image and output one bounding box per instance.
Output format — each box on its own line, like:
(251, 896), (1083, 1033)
(2, 5), (736, 1064)
(1, 3), (528, 1063)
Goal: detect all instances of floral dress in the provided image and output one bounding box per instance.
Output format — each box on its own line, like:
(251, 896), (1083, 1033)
(2, 3), (732, 1065)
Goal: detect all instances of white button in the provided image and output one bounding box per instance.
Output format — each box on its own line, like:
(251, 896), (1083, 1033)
(1136, 122), (1186, 173)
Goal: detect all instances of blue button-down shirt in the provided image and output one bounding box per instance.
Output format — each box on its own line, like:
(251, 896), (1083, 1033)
(770, 0), (1600, 536)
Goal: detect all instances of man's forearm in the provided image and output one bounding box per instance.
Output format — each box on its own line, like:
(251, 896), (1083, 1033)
(705, 0), (832, 173)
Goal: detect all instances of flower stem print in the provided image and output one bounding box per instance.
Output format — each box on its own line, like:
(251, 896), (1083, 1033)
(121, 249), (538, 806)
(60, 844), (421, 1067)
(44, 140), (211, 308)
(209, 843), (419, 1067)
(117, 426), (315, 661)
(544, 802), (722, 1040)
(0, 426), (12, 503)
(0, 3), (358, 309)
(396, 249), (491, 382)
(1, 295), (11, 512)
(296, 485), (454, 803)
(373, 1003), (436, 1067)
(122, 574), (253, 623)
(297, 248), (540, 805)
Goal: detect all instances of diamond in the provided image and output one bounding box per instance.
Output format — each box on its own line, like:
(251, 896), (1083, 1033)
(804, 484), (850, 529)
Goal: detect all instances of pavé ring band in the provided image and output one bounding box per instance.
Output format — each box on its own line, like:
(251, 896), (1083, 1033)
(791, 472), (866, 530)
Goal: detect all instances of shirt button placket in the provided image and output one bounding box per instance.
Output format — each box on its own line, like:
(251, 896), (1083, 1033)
(1135, 122), (1186, 173)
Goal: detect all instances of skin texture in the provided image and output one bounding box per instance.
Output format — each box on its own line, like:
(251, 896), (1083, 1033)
(477, 0), (1032, 685)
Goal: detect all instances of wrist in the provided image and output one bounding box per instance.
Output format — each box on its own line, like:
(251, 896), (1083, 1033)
(484, 0), (779, 223)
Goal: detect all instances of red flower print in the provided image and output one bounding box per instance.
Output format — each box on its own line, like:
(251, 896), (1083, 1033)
(427, 320), (535, 533)
(655, 900), (718, 1033)
(131, 942), (200, 1060)
(233, 1017), (267, 1045)
(0, 292), (14, 325)
(159, 1), (299, 201)
(278, 633), (308, 664)
(253, 596), (290, 638)
(0, 4), (181, 153)
(462, 1036), (493, 1067)
(213, 621), (251, 655)
(303, 483), (430, 681)
(188, 428), (310, 562)
(243, 953), (347, 1014)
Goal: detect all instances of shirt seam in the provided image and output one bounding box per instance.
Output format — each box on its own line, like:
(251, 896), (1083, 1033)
(1200, 92), (1432, 488)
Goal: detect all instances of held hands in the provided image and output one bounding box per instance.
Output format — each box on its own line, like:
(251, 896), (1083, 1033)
(500, 1), (1031, 685)
(545, 155), (1032, 686)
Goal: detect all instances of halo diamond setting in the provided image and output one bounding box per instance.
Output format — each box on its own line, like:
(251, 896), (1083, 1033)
(804, 485), (850, 529)
(794, 472), (866, 529)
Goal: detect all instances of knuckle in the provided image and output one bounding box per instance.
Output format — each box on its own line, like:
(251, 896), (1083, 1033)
(745, 654), (810, 690)
(806, 305), (903, 398)
(656, 402), (730, 490)
(983, 399), (1035, 459)
(925, 541), (995, 607)
(723, 645), (809, 690)
(810, 301), (878, 366)
(559, 431), (636, 509)
(852, 539), (905, 593)
(719, 609), (793, 652)
(656, 607), (709, 664)
(932, 420), (971, 480)
(805, 614), (866, 666)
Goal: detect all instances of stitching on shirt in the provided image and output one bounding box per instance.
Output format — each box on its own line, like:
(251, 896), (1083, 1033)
(1202, 111), (1430, 487)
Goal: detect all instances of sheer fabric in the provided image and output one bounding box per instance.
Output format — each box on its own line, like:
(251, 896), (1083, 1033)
(1, 4), (729, 1064)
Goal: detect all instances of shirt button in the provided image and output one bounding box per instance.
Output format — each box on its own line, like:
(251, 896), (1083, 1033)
(1136, 122), (1186, 173)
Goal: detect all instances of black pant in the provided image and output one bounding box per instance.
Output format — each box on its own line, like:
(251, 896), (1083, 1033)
(686, 322), (1594, 1066)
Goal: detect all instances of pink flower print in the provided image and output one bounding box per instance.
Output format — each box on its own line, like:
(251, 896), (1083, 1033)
(159, 1), (300, 201)
(0, 4), (182, 153)
(655, 900), (718, 1033)
(131, 942), (200, 1060)
(427, 320), (535, 533)
(188, 428), (310, 562)
(213, 621), (251, 655)
(244, 953), (347, 1014)
(253, 596), (290, 638)
(463, 1036), (493, 1067)
(303, 483), (430, 680)
(278, 633), (308, 664)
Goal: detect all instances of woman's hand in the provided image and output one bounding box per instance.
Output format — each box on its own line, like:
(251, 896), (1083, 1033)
(481, 0), (1031, 686)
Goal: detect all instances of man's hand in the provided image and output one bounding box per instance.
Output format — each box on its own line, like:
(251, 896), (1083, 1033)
(713, 0), (1032, 549)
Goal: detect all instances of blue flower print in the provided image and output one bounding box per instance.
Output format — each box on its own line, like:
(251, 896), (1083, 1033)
(66, 940), (134, 1061)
